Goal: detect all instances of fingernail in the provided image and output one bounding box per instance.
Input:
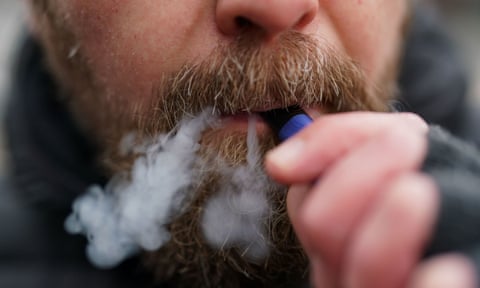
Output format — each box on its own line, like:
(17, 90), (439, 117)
(267, 139), (305, 170)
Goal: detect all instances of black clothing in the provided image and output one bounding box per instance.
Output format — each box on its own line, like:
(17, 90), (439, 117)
(2, 36), (136, 288)
(398, 6), (480, 144)
(2, 35), (151, 288)
(3, 5), (480, 287)
(424, 127), (480, 270)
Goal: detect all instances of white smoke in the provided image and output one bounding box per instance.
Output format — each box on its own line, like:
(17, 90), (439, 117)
(65, 111), (216, 268)
(200, 117), (274, 262)
(65, 112), (276, 269)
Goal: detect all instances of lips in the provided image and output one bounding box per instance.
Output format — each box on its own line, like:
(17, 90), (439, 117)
(220, 106), (320, 122)
(217, 112), (266, 134)
(218, 105), (320, 135)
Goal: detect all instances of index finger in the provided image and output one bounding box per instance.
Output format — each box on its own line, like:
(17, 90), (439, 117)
(265, 112), (428, 184)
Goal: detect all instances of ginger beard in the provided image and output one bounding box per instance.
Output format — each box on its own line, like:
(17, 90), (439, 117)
(33, 4), (398, 286)
(135, 35), (391, 287)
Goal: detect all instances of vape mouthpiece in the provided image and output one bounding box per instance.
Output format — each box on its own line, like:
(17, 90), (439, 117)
(260, 106), (313, 142)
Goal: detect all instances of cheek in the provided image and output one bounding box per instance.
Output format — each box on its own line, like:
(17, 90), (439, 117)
(59, 0), (220, 103)
(320, 0), (407, 82)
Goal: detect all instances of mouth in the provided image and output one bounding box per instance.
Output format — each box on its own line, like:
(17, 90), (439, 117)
(218, 105), (320, 135)
(219, 112), (268, 133)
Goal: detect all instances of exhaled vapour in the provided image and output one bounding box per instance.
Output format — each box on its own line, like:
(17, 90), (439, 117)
(65, 111), (216, 268)
(201, 117), (274, 262)
(65, 111), (275, 268)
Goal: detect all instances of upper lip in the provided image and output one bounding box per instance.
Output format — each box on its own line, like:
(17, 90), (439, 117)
(224, 104), (292, 115)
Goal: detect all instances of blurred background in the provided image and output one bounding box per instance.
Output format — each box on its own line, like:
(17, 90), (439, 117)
(0, 0), (23, 112)
(436, 0), (480, 101)
(0, 0), (23, 172)
(0, 0), (478, 168)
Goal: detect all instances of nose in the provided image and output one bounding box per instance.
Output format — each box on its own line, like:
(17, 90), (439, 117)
(216, 0), (318, 39)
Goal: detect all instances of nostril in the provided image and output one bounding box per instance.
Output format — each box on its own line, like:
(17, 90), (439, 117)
(235, 16), (254, 30)
(216, 0), (319, 37)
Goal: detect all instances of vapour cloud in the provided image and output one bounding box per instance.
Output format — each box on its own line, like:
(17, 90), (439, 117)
(201, 118), (272, 262)
(65, 111), (216, 268)
(65, 112), (275, 268)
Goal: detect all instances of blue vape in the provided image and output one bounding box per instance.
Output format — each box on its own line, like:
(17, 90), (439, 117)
(260, 106), (313, 142)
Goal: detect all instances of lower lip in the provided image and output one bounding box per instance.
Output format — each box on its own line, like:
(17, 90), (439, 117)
(219, 108), (320, 133)
(220, 113), (269, 132)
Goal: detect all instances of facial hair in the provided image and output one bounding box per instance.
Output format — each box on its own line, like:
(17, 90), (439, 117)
(33, 4), (395, 287)
(107, 32), (391, 288)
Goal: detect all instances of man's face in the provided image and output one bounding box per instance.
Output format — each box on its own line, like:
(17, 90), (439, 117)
(31, 0), (408, 286)
(33, 0), (406, 140)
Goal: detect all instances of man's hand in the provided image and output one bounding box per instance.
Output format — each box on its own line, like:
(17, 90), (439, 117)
(265, 112), (476, 288)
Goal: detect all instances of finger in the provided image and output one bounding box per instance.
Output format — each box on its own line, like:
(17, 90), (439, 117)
(287, 184), (311, 228)
(287, 184), (335, 288)
(298, 125), (427, 274)
(310, 256), (334, 288)
(343, 173), (438, 288)
(265, 112), (427, 184)
(287, 184), (312, 249)
(409, 254), (477, 288)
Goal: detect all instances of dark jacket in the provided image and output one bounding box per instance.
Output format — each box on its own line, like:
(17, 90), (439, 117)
(3, 5), (480, 287)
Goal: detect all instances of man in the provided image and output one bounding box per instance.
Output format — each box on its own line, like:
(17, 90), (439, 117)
(4, 0), (480, 287)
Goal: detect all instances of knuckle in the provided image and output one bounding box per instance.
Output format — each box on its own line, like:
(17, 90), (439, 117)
(300, 207), (342, 259)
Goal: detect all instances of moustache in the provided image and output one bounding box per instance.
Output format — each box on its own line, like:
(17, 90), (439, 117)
(136, 31), (388, 135)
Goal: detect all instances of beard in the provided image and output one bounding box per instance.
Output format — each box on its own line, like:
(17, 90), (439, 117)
(133, 33), (392, 288)
(33, 4), (397, 286)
